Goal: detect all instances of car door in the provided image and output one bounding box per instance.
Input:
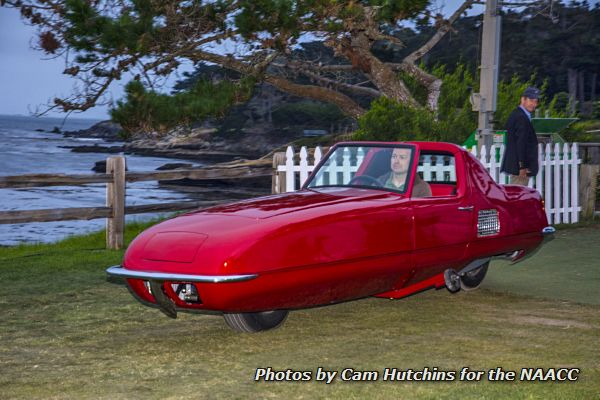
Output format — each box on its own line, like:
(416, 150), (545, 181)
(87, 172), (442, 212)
(408, 149), (475, 283)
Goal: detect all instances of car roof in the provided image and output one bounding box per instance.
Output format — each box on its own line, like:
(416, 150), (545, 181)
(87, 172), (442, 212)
(333, 141), (465, 154)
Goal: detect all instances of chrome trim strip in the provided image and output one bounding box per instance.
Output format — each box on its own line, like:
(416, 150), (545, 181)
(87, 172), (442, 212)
(541, 226), (556, 245)
(106, 265), (258, 283)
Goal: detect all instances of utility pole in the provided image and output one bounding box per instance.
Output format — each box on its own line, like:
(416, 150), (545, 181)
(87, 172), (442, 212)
(471, 0), (501, 158)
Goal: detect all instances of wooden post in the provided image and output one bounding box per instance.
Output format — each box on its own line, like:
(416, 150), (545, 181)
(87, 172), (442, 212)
(579, 164), (599, 219)
(272, 152), (286, 194)
(106, 156), (126, 249)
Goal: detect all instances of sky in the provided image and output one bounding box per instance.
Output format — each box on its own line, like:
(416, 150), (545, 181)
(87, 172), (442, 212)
(0, 7), (114, 119)
(0, 1), (500, 120)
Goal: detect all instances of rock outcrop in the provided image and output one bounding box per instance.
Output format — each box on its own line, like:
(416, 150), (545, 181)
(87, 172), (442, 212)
(120, 124), (298, 162)
(64, 120), (122, 141)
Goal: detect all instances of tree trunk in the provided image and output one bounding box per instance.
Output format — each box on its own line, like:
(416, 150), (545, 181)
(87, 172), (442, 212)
(578, 70), (585, 106)
(591, 73), (597, 101)
(568, 68), (578, 116)
(266, 93), (273, 124)
(345, 33), (418, 108)
(264, 75), (365, 119)
(395, 62), (442, 111)
(267, 99), (272, 124)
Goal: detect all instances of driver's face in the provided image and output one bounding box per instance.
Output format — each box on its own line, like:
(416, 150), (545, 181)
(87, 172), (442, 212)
(391, 148), (411, 175)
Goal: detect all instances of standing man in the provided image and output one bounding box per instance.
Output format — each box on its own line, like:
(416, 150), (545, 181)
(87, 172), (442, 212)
(500, 87), (540, 186)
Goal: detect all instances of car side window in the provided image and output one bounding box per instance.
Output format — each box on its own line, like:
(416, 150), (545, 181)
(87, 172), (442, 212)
(418, 152), (457, 197)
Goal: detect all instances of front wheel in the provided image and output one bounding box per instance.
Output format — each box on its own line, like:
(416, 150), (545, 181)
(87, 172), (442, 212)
(460, 261), (489, 291)
(223, 310), (289, 333)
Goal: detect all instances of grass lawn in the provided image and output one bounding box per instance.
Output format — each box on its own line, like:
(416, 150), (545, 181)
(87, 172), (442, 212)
(0, 222), (599, 399)
(483, 224), (600, 305)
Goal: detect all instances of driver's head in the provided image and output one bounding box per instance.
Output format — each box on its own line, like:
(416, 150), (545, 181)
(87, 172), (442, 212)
(390, 148), (411, 176)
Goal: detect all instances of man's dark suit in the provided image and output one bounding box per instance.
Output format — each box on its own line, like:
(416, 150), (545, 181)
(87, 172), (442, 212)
(500, 107), (539, 176)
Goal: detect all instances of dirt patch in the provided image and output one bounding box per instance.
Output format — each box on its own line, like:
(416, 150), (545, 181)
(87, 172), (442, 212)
(513, 315), (594, 329)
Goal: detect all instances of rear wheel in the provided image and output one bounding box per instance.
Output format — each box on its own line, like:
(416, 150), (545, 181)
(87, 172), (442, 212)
(460, 261), (489, 291)
(223, 310), (289, 333)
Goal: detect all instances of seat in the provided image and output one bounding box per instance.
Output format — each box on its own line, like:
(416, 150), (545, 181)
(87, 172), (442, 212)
(428, 183), (457, 197)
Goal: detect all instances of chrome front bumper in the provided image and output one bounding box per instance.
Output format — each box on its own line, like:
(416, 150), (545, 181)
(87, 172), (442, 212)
(106, 265), (258, 283)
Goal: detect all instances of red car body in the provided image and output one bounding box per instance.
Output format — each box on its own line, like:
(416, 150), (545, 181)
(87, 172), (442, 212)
(107, 142), (553, 332)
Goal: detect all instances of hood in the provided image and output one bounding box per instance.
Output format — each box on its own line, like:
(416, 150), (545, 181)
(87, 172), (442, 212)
(123, 187), (397, 273)
(190, 188), (390, 219)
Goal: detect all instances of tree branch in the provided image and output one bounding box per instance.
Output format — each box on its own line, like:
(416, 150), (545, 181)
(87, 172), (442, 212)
(196, 30), (239, 47)
(345, 32), (419, 107)
(5, 0), (471, 117)
(395, 0), (475, 110)
(264, 75), (365, 118)
(52, 75), (115, 113)
(388, 62), (442, 111)
(272, 61), (381, 97)
(404, 0), (475, 64)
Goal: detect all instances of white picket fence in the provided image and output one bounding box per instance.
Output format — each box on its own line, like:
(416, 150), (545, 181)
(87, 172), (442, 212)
(275, 143), (582, 224)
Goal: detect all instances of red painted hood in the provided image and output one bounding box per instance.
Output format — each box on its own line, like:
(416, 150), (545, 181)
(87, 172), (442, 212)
(123, 188), (400, 273)
(189, 188), (391, 219)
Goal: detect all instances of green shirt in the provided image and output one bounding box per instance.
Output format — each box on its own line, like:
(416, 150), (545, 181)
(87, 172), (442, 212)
(383, 176), (405, 190)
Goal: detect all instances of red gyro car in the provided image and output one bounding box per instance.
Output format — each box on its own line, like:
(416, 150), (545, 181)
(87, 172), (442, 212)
(107, 142), (554, 333)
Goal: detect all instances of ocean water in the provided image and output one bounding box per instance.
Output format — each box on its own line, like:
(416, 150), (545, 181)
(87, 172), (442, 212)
(0, 115), (203, 246)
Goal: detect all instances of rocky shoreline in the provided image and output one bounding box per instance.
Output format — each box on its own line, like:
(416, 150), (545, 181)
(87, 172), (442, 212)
(62, 120), (297, 164)
(61, 120), (280, 194)
(63, 120), (123, 142)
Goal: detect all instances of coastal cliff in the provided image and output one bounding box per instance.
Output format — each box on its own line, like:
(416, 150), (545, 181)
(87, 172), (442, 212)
(65, 120), (301, 162)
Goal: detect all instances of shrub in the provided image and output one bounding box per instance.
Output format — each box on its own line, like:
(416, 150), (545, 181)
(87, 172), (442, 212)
(562, 120), (600, 143)
(354, 63), (478, 143)
(354, 64), (557, 144)
(271, 101), (347, 128)
(110, 78), (254, 138)
(353, 97), (437, 142)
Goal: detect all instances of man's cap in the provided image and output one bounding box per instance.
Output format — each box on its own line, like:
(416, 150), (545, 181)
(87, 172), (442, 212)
(522, 86), (540, 99)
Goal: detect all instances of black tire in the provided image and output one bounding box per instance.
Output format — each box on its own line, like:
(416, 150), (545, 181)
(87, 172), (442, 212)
(223, 310), (289, 333)
(460, 261), (489, 291)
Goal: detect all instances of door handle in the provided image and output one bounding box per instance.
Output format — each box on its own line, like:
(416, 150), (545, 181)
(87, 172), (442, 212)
(458, 206), (474, 211)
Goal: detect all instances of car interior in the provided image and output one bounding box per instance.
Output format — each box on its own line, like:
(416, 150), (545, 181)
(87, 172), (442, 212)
(357, 148), (458, 197)
(418, 151), (458, 197)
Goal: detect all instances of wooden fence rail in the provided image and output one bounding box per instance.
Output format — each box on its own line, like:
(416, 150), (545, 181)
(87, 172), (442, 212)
(0, 174), (112, 188)
(0, 166), (266, 188)
(0, 155), (272, 249)
(0, 207), (112, 224)
(0, 201), (223, 225)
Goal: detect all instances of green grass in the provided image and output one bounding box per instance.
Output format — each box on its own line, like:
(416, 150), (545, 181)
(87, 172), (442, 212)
(0, 223), (599, 399)
(483, 224), (600, 305)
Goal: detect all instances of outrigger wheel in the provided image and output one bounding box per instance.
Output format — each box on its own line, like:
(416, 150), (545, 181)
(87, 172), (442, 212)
(223, 310), (289, 333)
(459, 261), (489, 291)
(444, 269), (461, 293)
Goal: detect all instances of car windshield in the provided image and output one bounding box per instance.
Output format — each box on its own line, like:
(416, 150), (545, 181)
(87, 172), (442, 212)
(306, 145), (415, 193)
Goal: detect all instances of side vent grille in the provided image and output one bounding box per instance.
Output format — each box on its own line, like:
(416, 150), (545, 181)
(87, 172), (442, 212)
(478, 209), (500, 237)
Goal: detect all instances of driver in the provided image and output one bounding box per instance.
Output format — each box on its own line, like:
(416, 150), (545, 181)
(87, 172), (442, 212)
(378, 148), (432, 197)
